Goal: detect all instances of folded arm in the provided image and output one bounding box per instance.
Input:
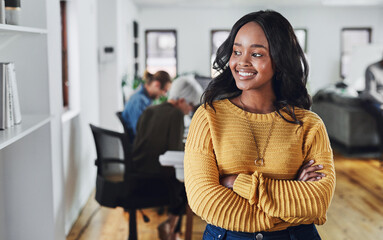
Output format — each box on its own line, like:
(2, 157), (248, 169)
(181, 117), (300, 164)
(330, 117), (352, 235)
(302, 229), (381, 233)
(184, 108), (279, 232)
(231, 122), (336, 224)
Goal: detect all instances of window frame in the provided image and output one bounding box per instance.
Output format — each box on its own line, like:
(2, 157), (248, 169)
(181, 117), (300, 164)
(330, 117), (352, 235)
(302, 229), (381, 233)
(60, 1), (69, 108)
(210, 29), (230, 77)
(340, 27), (372, 79)
(145, 29), (178, 77)
(294, 28), (308, 53)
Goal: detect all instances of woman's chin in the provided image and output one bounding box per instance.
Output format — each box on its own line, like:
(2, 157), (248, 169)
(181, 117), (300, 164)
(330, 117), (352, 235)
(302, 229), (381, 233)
(235, 82), (253, 91)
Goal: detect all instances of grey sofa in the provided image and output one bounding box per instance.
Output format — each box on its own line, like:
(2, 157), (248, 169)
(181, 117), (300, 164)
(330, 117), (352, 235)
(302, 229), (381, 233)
(312, 86), (380, 155)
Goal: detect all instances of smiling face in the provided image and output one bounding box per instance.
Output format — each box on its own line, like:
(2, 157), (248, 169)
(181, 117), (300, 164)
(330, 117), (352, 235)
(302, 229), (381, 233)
(229, 22), (275, 93)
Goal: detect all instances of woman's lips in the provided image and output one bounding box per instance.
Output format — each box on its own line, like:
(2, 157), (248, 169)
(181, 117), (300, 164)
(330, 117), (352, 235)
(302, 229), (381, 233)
(238, 71), (255, 77)
(236, 69), (257, 79)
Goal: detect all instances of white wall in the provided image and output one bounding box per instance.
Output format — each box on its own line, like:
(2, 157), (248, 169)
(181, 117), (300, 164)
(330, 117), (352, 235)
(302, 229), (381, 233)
(46, 0), (65, 239)
(117, 0), (139, 110)
(62, 0), (100, 235)
(98, 0), (138, 131)
(138, 6), (383, 95)
(98, 0), (119, 130)
(62, 0), (138, 235)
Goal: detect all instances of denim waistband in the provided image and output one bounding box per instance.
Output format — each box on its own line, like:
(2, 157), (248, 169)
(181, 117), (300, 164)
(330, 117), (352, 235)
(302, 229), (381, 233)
(203, 223), (321, 240)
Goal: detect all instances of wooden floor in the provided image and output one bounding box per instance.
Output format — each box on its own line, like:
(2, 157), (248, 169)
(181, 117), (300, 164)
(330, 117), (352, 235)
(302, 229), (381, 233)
(67, 154), (383, 240)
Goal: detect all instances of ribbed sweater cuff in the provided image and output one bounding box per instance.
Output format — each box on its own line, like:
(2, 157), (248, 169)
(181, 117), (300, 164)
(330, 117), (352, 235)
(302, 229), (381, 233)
(233, 173), (259, 205)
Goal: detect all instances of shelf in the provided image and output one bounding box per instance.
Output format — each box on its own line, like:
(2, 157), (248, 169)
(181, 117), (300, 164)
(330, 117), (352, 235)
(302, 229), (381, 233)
(0, 24), (47, 35)
(0, 114), (51, 150)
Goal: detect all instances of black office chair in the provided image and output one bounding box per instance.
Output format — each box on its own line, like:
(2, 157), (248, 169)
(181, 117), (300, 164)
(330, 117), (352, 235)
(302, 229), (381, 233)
(116, 111), (135, 143)
(89, 124), (174, 240)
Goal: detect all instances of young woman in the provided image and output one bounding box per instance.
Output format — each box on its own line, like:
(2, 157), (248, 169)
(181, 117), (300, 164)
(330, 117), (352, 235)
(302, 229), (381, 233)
(184, 10), (335, 240)
(122, 70), (172, 142)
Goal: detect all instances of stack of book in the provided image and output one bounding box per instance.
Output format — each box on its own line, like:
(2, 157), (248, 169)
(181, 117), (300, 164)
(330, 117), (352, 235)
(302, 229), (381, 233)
(0, 62), (21, 130)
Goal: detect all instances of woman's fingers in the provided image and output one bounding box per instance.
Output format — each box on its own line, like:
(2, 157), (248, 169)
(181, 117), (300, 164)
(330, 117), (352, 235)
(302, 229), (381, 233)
(297, 160), (314, 180)
(303, 159), (315, 168)
(220, 174), (238, 189)
(296, 160), (326, 181)
(306, 176), (323, 181)
(304, 164), (324, 173)
(301, 171), (325, 181)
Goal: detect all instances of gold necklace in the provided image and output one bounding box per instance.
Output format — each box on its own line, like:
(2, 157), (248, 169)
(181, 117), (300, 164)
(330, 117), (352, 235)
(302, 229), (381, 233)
(239, 96), (276, 167)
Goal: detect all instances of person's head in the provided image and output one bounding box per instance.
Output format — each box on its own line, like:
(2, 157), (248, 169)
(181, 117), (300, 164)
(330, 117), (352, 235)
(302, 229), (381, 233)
(168, 75), (203, 115)
(203, 10), (311, 122)
(229, 21), (275, 95)
(144, 70), (172, 99)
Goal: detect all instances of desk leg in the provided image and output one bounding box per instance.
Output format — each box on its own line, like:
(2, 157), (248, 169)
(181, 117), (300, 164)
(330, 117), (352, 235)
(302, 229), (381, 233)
(185, 205), (193, 240)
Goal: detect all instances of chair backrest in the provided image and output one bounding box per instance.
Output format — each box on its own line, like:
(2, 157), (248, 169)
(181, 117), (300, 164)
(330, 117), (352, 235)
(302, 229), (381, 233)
(90, 124), (133, 179)
(89, 124), (174, 214)
(116, 111), (135, 143)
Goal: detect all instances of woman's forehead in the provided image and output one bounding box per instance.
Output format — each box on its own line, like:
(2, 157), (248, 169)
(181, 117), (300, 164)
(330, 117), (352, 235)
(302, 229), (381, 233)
(234, 22), (269, 49)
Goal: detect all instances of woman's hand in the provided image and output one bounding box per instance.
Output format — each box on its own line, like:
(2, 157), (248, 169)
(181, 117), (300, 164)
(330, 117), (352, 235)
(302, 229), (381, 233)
(296, 160), (325, 181)
(220, 159), (324, 188)
(220, 175), (238, 189)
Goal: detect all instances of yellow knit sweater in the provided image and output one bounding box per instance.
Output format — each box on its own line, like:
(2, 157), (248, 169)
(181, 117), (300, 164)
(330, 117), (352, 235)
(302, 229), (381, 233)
(184, 99), (335, 232)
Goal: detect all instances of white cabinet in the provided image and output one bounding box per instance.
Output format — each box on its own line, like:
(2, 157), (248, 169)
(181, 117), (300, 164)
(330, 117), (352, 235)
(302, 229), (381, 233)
(0, 0), (57, 239)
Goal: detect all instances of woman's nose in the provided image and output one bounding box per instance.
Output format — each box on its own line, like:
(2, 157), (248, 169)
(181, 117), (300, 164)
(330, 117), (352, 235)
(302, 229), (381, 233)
(238, 54), (251, 66)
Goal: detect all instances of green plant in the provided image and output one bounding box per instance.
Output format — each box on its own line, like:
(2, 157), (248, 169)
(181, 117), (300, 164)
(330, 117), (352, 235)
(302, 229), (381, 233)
(152, 95), (168, 105)
(133, 75), (144, 90)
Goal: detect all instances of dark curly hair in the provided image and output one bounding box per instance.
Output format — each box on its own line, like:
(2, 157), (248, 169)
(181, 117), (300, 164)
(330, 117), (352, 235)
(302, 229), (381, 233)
(202, 10), (311, 124)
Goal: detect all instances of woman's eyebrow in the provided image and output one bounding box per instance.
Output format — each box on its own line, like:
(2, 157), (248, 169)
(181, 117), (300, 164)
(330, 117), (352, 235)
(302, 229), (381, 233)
(233, 42), (267, 49)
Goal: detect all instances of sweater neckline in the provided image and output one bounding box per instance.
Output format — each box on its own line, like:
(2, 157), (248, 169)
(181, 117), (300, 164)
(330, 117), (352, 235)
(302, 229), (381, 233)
(223, 98), (279, 122)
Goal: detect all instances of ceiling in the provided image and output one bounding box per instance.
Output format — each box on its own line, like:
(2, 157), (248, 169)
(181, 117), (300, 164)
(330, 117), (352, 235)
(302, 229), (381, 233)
(132, 0), (383, 8)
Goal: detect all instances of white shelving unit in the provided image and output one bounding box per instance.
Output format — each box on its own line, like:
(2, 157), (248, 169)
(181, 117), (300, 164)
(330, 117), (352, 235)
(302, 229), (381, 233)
(0, 0), (56, 239)
(0, 24), (48, 34)
(0, 114), (51, 150)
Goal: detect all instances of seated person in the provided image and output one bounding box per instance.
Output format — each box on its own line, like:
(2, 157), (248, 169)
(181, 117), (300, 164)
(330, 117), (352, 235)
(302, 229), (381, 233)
(362, 56), (383, 103)
(360, 56), (383, 159)
(132, 75), (203, 240)
(122, 70), (172, 141)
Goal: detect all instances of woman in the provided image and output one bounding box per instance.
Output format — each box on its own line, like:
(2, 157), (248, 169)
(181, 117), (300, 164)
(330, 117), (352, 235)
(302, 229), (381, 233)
(184, 10), (335, 240)
(122, 70), (172, 142)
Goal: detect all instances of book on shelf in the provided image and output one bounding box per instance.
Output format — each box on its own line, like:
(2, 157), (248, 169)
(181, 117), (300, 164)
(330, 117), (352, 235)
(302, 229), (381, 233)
(0, 62), (21, 130)
(0, 63), (6, 129)
(0, 0), (5, 24)
(5, 0), (21, 25)
(8, 62), (21, 124)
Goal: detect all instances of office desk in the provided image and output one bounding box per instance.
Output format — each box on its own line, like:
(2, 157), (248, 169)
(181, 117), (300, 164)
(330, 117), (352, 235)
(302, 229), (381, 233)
(159, 151), (185, 181)
(159, 151), (193, 240)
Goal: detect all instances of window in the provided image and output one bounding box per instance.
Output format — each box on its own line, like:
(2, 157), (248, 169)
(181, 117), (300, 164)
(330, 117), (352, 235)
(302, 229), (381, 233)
(341, 28), (372, 79)
(211, 30), (230, 78)
(145, 30), (177, 78)
(294, 28), (307, 53)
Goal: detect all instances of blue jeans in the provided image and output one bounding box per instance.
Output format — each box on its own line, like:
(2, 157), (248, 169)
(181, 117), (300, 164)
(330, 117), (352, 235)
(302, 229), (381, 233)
(203, 223), (321, 240)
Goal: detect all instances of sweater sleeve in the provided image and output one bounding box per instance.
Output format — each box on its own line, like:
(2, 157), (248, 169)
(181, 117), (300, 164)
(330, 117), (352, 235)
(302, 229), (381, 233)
(232, 120), (336, 225)
(184, 107), (278, 232)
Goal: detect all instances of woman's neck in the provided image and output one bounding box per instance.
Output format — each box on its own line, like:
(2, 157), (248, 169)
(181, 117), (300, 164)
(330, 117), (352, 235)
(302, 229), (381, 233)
(238, 90), (276, 114)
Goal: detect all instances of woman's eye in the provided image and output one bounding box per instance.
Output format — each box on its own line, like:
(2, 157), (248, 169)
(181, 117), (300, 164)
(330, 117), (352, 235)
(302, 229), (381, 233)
(252, 53), (262, 57)
(233, 51), (241, 56)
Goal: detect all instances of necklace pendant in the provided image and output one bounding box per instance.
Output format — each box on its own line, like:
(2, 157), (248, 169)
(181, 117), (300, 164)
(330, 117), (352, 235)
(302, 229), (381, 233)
(254, 158), (264, 166)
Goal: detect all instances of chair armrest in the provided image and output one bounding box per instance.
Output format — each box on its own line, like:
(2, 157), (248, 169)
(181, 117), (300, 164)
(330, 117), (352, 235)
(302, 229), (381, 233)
(127, 172), (174, 181)
(95, 158), (125, 166)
